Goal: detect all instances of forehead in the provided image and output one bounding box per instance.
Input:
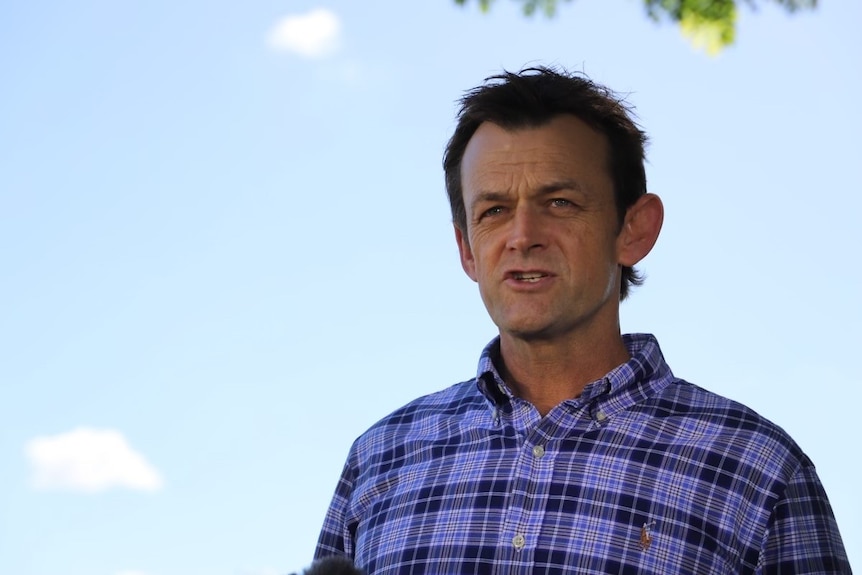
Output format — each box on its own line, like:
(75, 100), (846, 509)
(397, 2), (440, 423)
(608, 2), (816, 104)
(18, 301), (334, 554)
(461, 115), (612, 192)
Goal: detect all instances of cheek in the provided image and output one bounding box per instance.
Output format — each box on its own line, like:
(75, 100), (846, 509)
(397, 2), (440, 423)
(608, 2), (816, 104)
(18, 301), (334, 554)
(467, 233), (496, 270)
(469, 226), (495, 248)
(571, 232), (620, 281)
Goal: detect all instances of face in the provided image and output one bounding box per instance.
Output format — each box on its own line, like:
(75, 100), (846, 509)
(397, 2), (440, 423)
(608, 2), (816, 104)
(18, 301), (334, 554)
(456, 115), (632, 344)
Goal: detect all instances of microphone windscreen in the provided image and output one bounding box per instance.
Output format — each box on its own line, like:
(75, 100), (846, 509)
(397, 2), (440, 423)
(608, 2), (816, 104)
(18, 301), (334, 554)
(301, 556), (365, 575)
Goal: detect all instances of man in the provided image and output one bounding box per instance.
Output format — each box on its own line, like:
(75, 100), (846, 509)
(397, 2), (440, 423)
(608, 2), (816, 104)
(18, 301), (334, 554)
(315, 67), (850, 574)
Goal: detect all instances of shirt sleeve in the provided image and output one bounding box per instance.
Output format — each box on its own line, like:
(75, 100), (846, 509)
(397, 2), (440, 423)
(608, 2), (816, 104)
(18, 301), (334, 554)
(314, 456), (357, 560)
(757, 461), (851, 574)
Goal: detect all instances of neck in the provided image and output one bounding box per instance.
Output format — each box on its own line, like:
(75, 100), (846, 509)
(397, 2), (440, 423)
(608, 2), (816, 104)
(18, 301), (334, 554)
(498, 328), (630, 416)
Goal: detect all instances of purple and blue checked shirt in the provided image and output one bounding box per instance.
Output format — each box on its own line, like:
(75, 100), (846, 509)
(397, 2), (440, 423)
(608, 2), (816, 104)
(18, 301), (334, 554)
(315, 334), (850, 574)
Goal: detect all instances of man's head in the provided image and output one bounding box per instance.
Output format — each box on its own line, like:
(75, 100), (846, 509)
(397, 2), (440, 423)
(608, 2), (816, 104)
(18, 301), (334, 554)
(444, 66), (650, 300)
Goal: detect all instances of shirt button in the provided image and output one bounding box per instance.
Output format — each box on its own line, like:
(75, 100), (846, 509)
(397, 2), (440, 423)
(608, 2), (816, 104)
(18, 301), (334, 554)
(595, 411), (608, 422)
(532, 445), (545, 458)
(512, 534), (526, 550)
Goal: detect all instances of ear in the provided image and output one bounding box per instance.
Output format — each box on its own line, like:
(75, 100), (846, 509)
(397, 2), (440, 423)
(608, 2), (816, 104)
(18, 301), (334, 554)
(454, 225), (479, 282)
(616, 193), (664, 267)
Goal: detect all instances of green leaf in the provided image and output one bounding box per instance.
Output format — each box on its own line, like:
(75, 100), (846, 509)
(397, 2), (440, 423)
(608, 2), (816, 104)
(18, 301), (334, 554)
(452, 0), (816, 53)
(679, 2), (737, 54)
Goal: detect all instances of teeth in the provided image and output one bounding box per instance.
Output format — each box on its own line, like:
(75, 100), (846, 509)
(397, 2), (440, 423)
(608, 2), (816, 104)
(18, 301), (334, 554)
(515, 272), (545, 282)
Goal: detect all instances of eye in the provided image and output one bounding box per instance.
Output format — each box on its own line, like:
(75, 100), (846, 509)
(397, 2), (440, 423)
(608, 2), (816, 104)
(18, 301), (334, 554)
(551, 198), (574, 208)
(481, 206), (504, 218)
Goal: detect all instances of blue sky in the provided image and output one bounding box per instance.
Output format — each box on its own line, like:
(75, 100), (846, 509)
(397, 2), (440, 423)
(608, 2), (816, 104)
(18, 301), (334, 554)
(1, 1), (860, 574)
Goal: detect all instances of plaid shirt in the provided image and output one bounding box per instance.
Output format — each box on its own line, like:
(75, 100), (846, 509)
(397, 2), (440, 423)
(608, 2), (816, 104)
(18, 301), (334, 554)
(315, 334), (850, 574)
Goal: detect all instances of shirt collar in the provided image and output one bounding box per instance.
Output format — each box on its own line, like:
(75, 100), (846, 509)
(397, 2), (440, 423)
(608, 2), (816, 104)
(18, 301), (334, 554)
(475, 333), (673, 409)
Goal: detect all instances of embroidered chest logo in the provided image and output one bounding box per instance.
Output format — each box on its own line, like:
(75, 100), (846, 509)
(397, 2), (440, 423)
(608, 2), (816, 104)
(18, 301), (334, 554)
(640, 521), (656, 551)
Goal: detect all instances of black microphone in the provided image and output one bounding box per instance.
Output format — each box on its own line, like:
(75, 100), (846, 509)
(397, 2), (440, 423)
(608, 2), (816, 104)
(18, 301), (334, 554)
(294, 555), (365, 575)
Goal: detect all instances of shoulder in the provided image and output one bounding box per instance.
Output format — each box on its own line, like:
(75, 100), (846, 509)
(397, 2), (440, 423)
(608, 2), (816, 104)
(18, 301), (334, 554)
(647, 378), (810, 476)
(371, 378), (486, 426)
(345, 379), (489, 463)
(657, 378), (795, 438)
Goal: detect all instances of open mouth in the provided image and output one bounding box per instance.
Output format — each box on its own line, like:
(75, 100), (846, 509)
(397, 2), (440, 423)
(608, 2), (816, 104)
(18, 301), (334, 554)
(512, 272), (548, 283)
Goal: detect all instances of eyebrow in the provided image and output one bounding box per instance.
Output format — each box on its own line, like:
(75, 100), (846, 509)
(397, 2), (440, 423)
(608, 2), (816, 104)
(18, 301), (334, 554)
(469, 191), (509, 210)
(536, 179), (585, 195)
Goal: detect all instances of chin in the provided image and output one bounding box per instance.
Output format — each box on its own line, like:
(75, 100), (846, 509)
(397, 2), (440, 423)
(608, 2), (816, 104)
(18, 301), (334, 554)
(501, 321), (560, 342)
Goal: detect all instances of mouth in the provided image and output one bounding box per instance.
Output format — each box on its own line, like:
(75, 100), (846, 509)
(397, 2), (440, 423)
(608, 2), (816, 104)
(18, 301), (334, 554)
(509, 271), (551, 283)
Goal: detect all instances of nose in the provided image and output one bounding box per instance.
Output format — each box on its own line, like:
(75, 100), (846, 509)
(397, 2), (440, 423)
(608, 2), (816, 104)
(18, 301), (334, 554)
(505, 206), (546, 253)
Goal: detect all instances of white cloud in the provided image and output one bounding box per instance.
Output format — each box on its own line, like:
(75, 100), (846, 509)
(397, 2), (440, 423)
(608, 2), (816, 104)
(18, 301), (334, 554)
(267, 8), (342, 58)
(26, 427), (163, 493)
